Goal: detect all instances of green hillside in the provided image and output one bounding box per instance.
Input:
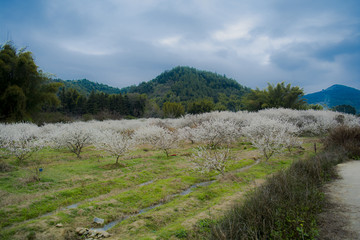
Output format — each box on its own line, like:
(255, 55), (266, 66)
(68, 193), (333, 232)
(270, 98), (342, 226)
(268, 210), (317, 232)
(52, 79), (121, 96)
(304, 84), (360, 112)
(121, 66), (250, 106)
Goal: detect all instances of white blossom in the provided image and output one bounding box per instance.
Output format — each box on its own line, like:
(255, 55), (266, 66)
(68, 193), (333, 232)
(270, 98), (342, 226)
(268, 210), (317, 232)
(191, 146), (230, 175)
(93, 129), (135, 164)
(178, 126), (197, 144)
(50, 122), (93, 158)
(134, 125), (178, 157)
(242, 117), (299, 161)
(0, 123), (44, 163)
(193, 118), (241, 147)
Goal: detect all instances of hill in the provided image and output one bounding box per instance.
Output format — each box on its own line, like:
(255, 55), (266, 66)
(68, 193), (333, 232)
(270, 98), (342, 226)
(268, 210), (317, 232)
(304, 84), (360, 112)
(53, 79), (121, 96)
(121, 66), (250, 105)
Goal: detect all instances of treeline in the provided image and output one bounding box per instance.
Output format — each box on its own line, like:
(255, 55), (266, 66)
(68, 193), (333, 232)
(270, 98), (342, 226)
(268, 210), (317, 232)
(1, 42), (356, 124)
(0, 42), (61, 122)
(54, 88), (239, 120)
(58, 88), (146, 118)
(53, 78), (121, 96)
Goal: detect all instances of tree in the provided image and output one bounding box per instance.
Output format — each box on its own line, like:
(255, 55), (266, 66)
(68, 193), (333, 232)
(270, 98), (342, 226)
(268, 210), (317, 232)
(242, 82), (307, 111)
(93, 129), (134, 164)
(307, 104), (324, 110)
(162, 102), (185, 118)
(134, 125), (178, 157)
(0, 42), (61, 121)
(191, 146), (230, 175)
(193, 118), (241, 147)
(0, 123), (44, 164)
(242, 117), (300, 161)
(187, 99), (215, 114)
(332, 105), (356, 115)
(51, 122), (92, 158)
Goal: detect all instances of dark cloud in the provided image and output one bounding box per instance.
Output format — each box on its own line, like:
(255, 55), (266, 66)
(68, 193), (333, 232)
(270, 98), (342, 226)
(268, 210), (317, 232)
(271, 52), (308, 71)
(1, 0), (360, 93)
(314, 36), (360, 61)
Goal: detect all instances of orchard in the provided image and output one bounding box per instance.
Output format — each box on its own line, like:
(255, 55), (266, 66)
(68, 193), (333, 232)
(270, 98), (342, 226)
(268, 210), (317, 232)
(0, 109), (358, 239)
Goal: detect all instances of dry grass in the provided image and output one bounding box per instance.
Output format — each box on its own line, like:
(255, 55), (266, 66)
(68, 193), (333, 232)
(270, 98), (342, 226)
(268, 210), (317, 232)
(324, 125), (360, 159)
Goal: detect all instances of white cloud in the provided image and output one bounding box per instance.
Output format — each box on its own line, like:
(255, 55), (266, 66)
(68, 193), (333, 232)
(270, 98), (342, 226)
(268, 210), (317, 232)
(158, 35), (182, 47)
(212, 19), (255, 41)
(2, 0), (359, 93)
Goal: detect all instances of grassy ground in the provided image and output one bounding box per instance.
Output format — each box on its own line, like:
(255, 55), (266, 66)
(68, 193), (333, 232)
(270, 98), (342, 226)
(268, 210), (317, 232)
(0, 138), (319, 240)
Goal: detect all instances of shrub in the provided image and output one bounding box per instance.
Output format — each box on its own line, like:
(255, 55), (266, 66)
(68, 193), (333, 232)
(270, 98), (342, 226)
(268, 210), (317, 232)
(324, 125), (360, 159)
(206, 150), (347, 240)
(0, 160), (13, 172)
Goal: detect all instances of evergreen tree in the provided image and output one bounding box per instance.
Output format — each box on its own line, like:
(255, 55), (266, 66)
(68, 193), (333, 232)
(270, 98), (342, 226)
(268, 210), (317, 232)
(332, 105), (356, 115)
(242, 82), (307, 111)
(0, 42), (61, 121)
(188, 99), (215, 114)
(162, 102), (185, 118)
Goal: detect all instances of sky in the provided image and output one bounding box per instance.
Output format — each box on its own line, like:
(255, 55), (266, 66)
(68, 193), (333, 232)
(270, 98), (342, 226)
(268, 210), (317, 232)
(1, 0), (359, 94)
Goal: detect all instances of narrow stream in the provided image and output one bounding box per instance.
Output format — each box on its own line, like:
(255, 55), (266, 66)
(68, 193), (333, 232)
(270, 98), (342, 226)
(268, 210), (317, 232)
(91, 159), (261, 231)
(92, 180), (216, 231)
(27, 180), (155, 221)
(16, 159), (260, 230)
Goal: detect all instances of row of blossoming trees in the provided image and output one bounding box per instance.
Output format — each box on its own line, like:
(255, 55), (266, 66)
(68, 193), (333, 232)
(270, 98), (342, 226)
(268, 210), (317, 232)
(0, 109), (359, 176)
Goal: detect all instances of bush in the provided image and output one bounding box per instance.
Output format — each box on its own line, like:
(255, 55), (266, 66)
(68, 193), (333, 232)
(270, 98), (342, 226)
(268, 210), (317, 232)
(0, 160), (14, 172)
(206, 151), (347, 240)
(324, 125), (360, 159)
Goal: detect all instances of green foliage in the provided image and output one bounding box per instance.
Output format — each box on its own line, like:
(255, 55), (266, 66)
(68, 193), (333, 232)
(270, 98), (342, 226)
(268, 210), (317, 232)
(57, 88), (147, 119)
(307, 104), (324, 110)
(187, 99), (215, 114)
(242, 82), (307, 111)
(331, 104), (356, 115)
(162, 102), (185, 118)
(207, 151), (347, 240)
(122, 66), (250, 108)
(1, 85), (27, 121)
(174, 229), (188, 238)
(52, 78), (121, 96)
(0, 42), (61, 122)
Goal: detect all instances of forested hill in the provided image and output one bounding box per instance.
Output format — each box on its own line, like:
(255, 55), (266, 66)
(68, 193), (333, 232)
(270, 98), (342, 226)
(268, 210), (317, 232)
(304, 84), (360, 112)
(52, 79), (121, 96)
(121, 66), (251, 104)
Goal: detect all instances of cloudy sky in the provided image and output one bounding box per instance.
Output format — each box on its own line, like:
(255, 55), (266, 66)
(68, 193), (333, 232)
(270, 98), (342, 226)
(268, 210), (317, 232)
(1, 0), (359, 93)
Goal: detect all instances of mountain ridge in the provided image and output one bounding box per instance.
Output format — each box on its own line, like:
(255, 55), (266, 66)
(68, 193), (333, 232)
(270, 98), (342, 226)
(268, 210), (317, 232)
(52, 78), (121, 96)
(51, 70), (359, 113)
(121, 66), (251, 106)
(304, 84), (360, 112)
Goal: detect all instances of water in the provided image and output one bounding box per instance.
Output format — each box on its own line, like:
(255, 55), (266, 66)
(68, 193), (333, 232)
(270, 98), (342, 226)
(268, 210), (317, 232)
(138, 180), (154, 187)
(26, 180), (156, 222)
(179, 180), (216, 195)
(93, 180), (216, 231)
(92, 160), (261, 231)
(18, 160), (260, 229)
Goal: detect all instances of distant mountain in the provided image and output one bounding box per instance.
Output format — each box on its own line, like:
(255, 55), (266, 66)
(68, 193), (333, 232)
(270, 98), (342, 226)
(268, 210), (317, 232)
(121, 66), (251, 104)
(53, 79), (121, 96)
(304, 84), (360, 112)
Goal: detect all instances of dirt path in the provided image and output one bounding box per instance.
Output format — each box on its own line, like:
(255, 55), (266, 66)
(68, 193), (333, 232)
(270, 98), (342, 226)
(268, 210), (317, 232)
(320, 161), (360, 239)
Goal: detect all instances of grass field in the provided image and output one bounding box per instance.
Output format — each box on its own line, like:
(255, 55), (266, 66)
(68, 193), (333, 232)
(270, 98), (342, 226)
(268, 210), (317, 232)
(0, 138), (320, 240)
